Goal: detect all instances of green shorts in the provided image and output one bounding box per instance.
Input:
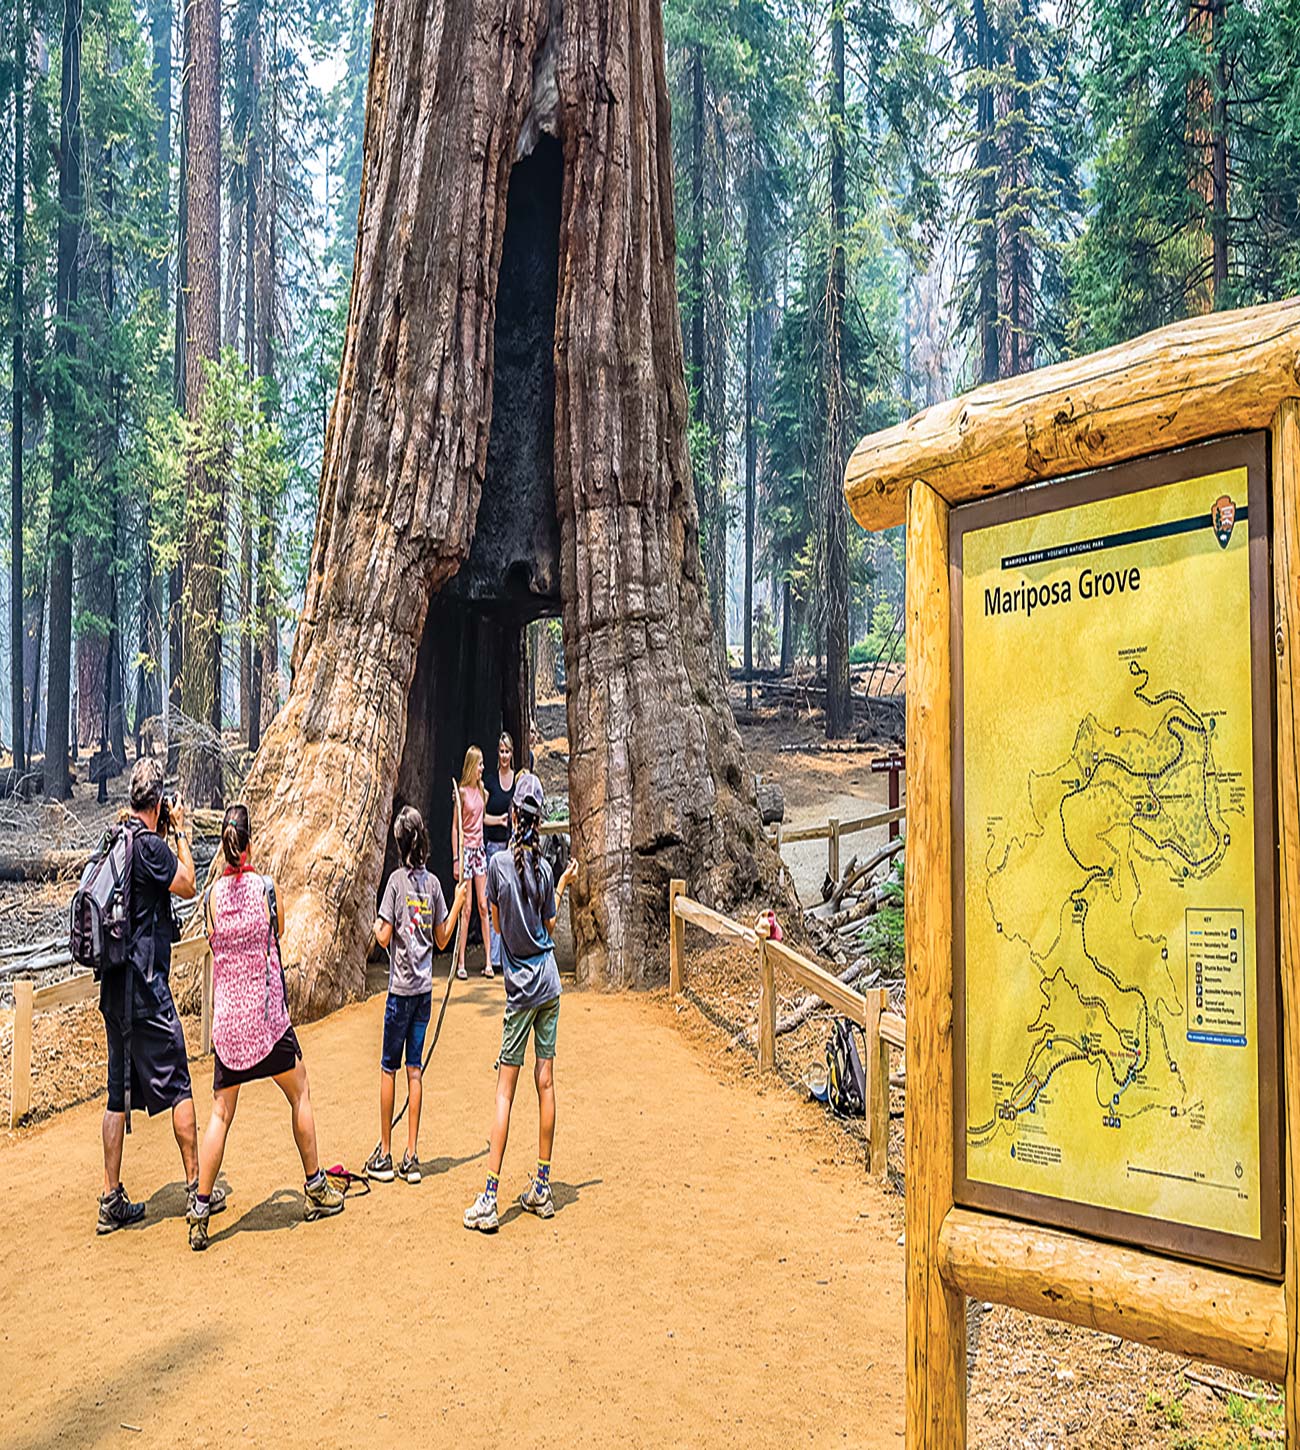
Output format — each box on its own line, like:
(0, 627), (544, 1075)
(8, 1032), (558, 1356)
(500, 997), (560, 1067)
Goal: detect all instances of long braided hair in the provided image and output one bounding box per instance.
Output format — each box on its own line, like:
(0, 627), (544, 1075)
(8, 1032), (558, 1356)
(511, 799), (545, 911)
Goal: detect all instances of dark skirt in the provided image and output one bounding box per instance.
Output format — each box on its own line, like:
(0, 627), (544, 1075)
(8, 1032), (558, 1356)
(213, 1025), (302, 1091)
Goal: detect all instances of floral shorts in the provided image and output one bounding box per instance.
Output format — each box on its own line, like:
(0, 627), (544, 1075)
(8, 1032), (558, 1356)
(463, 845), (488, 879)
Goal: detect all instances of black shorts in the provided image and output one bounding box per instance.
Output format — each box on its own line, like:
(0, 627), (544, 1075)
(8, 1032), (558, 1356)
(103, 996), (192, 1117)
(213, 1026), (302, 1091)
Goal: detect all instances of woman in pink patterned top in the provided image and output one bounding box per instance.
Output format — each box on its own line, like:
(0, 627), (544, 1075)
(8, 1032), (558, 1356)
(186, 805), (343, 1250)
(452, 745), (495, 980)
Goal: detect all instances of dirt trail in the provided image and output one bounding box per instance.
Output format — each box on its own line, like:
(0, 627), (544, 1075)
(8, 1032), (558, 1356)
(0, 978), (905, 1449)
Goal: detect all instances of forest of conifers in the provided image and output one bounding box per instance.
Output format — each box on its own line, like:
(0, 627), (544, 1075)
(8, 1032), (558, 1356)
(4, 0), (1298, 788)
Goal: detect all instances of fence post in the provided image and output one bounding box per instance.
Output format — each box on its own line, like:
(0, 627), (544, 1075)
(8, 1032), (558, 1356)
(758, 939), (776, 1073)
(200, 948), (214, 1056)
(828, 817), (841, 883)
(864, 986), (890, 1180)
(10, 978), (34, 1128)
(668, 879), (685, 998)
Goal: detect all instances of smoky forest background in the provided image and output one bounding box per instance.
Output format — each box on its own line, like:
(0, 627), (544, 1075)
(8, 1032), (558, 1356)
(3, 0), (1298, 795)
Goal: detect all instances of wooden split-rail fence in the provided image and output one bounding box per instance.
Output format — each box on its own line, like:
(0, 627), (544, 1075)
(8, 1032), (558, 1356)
(766, 804), (906, 882)
(667, 879), (904, 1179)
(8, 936), (214, 1130)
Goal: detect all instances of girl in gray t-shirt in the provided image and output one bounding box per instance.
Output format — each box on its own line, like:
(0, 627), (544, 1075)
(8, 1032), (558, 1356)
(366, 806), (468, 1184)
(464, 773), (578, 1232)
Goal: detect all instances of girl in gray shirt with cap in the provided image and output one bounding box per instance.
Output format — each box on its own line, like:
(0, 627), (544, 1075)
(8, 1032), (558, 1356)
(464, 772), (577, 1231)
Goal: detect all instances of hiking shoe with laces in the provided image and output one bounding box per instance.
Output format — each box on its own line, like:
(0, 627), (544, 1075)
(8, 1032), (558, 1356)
(365, 1148), (395, 1182)
(97, 1184), (146, 1235)
(463, 1192), (499, 1232)
(397, 1152), (421, 1185)
(186, 1181), (227, 1218)
(520, 1179), (555, 1219)
(304, 1175), (345, 1221)
(187, 1202), (211, 1252)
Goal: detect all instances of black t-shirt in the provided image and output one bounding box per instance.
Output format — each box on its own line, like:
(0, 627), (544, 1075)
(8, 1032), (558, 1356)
(102, 822), (179, 1016)
(484, 770), (517, 844)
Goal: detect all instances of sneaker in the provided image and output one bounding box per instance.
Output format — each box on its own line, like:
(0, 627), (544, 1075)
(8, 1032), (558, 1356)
(304, 1175), (345, 1221)
(186, 1202), (211, 1252)
(97, 1184), (146, 1235)
(397, 1152), (421, 1185)
(520, 1179), (555, 1219)
(186, 1181), (227, 1218)
(365, 1148), (395, 1183)
(456, 963), (468, 980)
(463, 1191), (499, 1232)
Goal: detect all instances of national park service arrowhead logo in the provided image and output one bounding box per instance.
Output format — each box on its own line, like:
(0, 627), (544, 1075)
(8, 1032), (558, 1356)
(1211, 495), (1237, 549)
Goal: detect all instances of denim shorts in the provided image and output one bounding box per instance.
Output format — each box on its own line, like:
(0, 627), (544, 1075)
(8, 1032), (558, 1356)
(381, 990), (432, 1072)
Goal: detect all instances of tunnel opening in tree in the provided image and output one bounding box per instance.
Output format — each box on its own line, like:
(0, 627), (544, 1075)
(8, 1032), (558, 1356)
(388, 137), (563, 916)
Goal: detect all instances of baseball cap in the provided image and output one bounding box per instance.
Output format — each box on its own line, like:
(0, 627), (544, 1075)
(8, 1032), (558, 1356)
(514, 771), (544, 815)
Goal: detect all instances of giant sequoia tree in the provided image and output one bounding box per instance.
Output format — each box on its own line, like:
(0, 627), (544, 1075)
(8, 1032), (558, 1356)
(238, 0), (779, 1014)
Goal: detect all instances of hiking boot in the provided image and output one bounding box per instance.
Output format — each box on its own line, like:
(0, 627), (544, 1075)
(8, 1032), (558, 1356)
(186, 1181), (227, 1218)
(365, 1148), (394, 1182)
(97, 1184), (146, 1235)
(397, 1152), (422, 1185)
(187, 1203), (211, 1252)
(463, 1192), (499, 1232)
(520, 1179), (555, 1219)
(304, 1175), (345, 1221)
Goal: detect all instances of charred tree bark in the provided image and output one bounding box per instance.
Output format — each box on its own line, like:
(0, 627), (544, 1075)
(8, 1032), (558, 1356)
(235, 0), (779, 1015)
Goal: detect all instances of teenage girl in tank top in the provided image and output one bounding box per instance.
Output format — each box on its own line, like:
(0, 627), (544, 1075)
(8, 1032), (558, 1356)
(452, 745), (495, 980)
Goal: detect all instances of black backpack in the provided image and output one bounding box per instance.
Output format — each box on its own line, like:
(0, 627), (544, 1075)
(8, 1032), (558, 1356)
(69, 823), (138, 981)
(826, 1017), (868, 1118)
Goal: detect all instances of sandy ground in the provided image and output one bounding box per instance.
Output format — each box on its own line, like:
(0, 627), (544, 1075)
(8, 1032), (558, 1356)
(0, 977), (906, 1450)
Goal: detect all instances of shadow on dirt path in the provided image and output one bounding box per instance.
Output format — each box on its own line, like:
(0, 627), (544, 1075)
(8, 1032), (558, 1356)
(0, 977), (904, 1447)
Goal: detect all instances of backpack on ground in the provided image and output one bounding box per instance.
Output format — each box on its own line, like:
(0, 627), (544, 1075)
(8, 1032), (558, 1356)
(69, 823), (137, 981)
(825, 1017), (867, 1118)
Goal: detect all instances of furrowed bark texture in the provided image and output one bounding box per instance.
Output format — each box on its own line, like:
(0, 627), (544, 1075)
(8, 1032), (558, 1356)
(552, 0), (779, 986)
(231, 0), (778, 1014)
(236, 0), (548, 1017)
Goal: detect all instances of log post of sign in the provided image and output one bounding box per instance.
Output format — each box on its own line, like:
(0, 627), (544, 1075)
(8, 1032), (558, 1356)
(844, 297), (1300, 1449)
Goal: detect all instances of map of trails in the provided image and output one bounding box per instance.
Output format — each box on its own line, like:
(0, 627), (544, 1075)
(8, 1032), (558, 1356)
(958, 462), (1270, 1253)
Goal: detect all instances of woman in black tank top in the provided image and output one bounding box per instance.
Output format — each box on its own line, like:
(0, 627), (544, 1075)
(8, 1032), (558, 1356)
(483, 732), (517, 972)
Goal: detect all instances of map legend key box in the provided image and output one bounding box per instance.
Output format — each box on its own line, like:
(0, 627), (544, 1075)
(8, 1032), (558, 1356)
(1186, 909), (1247, 1046)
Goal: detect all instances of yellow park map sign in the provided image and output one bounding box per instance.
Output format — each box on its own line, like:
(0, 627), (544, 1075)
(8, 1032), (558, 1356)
(955, 444), (1278, 1270)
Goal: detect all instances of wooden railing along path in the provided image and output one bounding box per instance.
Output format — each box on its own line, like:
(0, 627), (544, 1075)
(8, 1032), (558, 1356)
(8, 936), (213, 1129)
(668, 879), (902, 1178)
(767, 804), (905, 882)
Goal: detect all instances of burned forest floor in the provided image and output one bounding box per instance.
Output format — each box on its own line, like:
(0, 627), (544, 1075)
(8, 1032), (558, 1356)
(0, 695), (1287, 1446)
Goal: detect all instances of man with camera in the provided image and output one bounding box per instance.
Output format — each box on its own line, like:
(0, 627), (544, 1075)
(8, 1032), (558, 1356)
(97, 757), (225, 1233)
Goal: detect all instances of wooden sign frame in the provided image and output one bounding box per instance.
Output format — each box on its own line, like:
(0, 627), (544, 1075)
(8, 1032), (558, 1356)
(949, 432), (1282, 1276)
(841, 298), (1300, 1449)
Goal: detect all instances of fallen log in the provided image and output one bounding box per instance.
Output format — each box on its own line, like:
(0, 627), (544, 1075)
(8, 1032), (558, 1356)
(0, 850), (89, 883)
(0, 949), (74, 979)
(819, 887), (886, 933)
(830, 837), (905, 911)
